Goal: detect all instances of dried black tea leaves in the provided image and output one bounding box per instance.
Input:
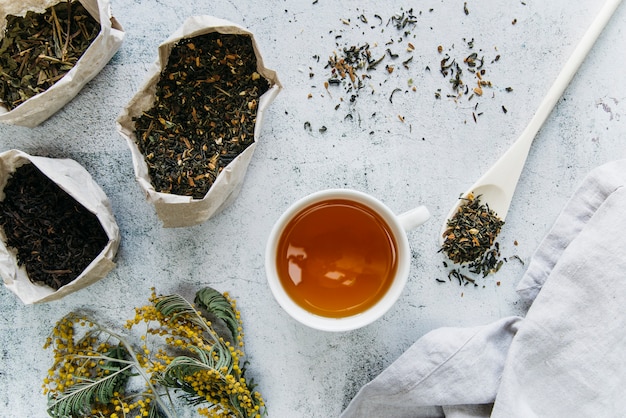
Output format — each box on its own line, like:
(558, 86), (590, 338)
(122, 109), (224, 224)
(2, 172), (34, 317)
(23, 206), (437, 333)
(133, 32), (270, 199)
(0, 0), (101, 110)
(0, 163), (108, 290)
(440, 193), (504, 267)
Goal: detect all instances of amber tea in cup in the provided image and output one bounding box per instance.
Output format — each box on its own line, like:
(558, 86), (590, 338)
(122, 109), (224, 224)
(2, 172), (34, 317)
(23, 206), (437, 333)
(275, 199), (397, 318)
(266, 189), (430, 332)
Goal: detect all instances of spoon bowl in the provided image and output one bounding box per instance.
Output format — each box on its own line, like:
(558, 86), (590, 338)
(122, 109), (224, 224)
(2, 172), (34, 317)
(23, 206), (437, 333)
(441, 0), (622, 242)
(443, 185), (508, 230)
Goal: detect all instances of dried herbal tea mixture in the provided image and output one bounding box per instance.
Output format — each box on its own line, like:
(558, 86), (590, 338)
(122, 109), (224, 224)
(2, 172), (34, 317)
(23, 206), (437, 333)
(306, 6), (518, 130)
(0, 163), (108, 290)
(439, 193), (506, 282)
(134, 32), (270, 199)
(0, 0), (100, 110)
(43, 287), (266, 418)
(312, 8), (419, 107)
(435, 37), (512, 122)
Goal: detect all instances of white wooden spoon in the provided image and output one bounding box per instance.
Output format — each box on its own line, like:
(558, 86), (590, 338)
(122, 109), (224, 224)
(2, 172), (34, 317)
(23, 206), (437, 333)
(441, 0), (623, 240)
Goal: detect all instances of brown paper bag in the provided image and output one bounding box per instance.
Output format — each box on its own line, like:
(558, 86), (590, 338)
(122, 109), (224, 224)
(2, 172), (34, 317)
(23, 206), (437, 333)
(0, 150), (120, 304)
(117, 16), (281, 228)
(0, 0), (125, 127)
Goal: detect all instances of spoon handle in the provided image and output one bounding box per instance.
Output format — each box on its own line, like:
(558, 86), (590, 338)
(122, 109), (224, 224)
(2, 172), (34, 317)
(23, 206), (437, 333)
(470, 0), (623, 218)
(517, 0), (623, 150)
(441, 0), (622, 240)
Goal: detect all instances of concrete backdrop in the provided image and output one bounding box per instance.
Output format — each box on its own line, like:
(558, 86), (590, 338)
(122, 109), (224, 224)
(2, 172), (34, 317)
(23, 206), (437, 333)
(1, 0), (625, 416)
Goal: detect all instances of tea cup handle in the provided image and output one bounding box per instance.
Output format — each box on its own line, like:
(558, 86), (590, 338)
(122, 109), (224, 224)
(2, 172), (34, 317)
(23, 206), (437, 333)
(397, 205), (430, 231)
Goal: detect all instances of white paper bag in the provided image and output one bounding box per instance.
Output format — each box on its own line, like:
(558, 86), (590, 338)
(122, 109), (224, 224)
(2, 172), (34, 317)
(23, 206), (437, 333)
(0, 150), (120, 304)
(0, 0), (125, 127)
(117, 16), (281, 228)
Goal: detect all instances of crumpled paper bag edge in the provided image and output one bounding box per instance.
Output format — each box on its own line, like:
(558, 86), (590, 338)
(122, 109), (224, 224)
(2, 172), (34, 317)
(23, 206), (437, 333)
(116, 15), (282, 228)
(0, 149), (120, 304)
(0, 0), (126, 127)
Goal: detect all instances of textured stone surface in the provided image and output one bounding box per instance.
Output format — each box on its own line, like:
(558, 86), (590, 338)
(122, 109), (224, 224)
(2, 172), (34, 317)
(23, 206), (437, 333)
(1, 0), (625, 417)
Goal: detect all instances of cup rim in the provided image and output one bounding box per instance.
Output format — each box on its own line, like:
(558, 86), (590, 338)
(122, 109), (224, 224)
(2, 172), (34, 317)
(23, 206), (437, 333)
(265, 188), (411, 332)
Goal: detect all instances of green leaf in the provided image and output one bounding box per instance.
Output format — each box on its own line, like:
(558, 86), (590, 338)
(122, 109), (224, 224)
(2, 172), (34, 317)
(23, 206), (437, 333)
(154, 293), (206, 328)
(47, 345), (133, 417)
(194, 287), (240, 343)
(158, 353), (228, 406)
(149, 401), (169, 418)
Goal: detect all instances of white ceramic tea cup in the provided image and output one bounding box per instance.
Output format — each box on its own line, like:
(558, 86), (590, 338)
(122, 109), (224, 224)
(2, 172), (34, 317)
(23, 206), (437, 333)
(265, 189), (430, 332)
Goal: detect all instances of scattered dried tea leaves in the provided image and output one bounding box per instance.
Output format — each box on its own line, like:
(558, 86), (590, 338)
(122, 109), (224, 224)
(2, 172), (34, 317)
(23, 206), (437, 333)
(439, 247), (524, 288)
(134, 33), (270, 199)
(312, 8), (420, 108)
(0, 163), (108, 290)
(436, 32), (515, 122)
(309, 6), (516, 129)
(437, 38), (496, 103)
(0, 0), (100, 110)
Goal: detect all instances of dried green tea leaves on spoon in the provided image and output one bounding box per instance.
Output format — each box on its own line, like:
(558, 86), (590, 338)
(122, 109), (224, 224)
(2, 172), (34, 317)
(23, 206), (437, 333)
(133, 32), (270, 199)
(440, 193), (504, 276)
(0, 0), (100, 110)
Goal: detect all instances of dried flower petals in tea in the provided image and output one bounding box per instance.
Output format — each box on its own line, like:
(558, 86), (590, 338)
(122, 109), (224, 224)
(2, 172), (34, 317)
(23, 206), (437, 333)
(133, 33), (270, 199)
(0, 0), (100, 110)
(440, 193), (504, 269)
(0, 164), (108, 290)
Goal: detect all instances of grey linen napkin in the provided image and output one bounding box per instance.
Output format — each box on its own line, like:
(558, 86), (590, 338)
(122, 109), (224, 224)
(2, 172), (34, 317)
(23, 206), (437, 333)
(340, 159), (626, 418)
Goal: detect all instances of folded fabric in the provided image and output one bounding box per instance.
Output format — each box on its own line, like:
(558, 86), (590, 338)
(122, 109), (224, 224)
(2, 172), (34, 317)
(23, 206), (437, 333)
(516, 159), (626, 302)
(340, 317), (521, 418)
(340, 159), (626, 418)
(492, 163), (626, 417)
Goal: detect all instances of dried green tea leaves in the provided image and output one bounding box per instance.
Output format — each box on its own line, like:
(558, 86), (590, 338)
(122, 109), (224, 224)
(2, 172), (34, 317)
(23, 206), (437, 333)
(133, 33), (270, 199)
(440, 193), (504, 275)
(0, 0), (100, 110)
(0, 163), (108, 290)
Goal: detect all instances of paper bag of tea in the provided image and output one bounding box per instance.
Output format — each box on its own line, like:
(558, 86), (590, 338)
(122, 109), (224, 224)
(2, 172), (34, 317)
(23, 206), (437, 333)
(0, 0), (125, 127)
(0, 150), (120, 304)
(117, 16), (281, 228)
